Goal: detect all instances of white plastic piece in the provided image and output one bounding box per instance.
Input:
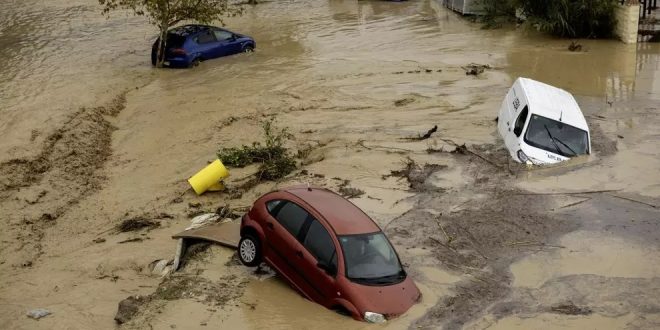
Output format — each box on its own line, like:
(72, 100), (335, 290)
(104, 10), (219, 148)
(27, 309), (51, 320)
(364, 311), (386, 323)
(186, 213), (220, 230)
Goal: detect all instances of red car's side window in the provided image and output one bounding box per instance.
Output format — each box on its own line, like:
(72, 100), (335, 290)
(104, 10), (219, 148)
(266, 199), (284, 214)
(272, 201), (308, 239)
(302, 219), (337, 275)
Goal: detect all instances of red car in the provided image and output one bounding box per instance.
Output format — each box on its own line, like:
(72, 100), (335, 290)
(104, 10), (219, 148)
(238, 186), (421, 322)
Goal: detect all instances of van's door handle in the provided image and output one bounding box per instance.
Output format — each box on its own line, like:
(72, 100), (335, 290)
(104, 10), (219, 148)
(295, 250), (303, 258)
(266, 222), (274, 230)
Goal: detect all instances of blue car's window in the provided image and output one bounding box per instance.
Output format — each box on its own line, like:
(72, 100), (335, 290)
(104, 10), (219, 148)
(213, 30), (233, 41)
(166, 34), (186, 48)
(195, 31), (216, 44)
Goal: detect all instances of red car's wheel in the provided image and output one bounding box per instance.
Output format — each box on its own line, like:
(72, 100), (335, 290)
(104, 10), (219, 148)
(238, 234), (262, 267)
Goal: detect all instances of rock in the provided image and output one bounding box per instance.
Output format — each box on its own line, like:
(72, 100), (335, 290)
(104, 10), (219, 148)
(26, 308), (51, 320)
(114, 295), (148, 324)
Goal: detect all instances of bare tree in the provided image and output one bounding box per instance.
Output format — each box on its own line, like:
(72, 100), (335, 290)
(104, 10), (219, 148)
(99, 0), (243, 67)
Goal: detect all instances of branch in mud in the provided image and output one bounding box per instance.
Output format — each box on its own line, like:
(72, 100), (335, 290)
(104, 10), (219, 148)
(384, 157), (447, 192)
(402, 125), (438, 141)
(116, 213), (173, 232)
(356, 140), (411, 154)
(337, 179), (365, 199)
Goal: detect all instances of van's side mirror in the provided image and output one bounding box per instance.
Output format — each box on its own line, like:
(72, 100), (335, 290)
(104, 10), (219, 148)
(317, 260), (337, 276)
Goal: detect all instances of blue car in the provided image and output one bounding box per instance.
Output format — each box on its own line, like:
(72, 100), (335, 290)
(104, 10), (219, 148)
(151, 24), (255, 68)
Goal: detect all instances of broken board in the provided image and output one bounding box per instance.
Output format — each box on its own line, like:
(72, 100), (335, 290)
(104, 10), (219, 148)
(172, 221), (241, 249)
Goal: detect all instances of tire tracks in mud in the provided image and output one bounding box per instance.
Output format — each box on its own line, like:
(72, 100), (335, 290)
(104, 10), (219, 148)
(0, 93), (127, 268)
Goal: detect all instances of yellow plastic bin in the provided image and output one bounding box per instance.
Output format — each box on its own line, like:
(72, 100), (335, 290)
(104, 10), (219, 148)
(188, 159), (229, 195)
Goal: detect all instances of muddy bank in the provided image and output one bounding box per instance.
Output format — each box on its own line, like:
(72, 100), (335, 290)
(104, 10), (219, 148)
(0, 94), (127, 268)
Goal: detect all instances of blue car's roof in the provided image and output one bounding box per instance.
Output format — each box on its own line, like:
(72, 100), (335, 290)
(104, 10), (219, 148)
(169, 24), (228, 37)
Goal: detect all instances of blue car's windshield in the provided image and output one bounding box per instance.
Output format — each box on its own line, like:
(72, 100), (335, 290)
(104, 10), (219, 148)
(339, 232), (405, 285)
(524, 114), (589, 157)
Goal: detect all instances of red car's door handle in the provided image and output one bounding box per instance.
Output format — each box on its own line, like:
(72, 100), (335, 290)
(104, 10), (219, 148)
(266, 222), (274, 230)
(295, 250), (303, 258)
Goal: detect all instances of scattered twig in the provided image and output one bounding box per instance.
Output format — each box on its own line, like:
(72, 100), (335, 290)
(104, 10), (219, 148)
(467, 274), (488, 285)
(356, 140), (412, 153)
(429, 237), (458, 253)
(443, 262), (490, 273)
(568, 41), (582, 52)
(118, 238), (144, 244)
(513, 189), (620, 196)
(434, 216), (453, 245)
(403, 125), (438, 141)
(506, 241), (565, 248)
(558, 197), (592, 209)
(608, 194), (658, 209)
(455, 224), (489, 260)
(440, 139), (507, 171)
(469, 149), (503, 169)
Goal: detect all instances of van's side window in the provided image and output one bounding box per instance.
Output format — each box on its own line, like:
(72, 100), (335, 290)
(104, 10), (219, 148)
(513, 106), (529, 137)
(274, 202), (309, 238)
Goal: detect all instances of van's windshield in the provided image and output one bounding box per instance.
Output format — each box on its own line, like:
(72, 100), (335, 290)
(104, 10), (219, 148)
(524, 114), (589, 157)
(339, 232), (405, 286)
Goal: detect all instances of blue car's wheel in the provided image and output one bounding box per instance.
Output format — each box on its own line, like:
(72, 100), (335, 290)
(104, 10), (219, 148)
(189, 58), (201, 68)
(243, 45), (254, 53)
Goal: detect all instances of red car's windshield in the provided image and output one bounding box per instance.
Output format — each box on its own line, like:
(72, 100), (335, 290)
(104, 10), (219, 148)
(339, 232), (405, 285)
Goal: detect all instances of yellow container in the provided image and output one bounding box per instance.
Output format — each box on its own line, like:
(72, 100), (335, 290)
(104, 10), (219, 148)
(188, 159), (229, 195)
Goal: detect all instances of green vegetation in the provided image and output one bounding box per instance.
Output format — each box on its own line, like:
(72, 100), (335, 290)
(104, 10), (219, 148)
(479, 0), (619, 38)
(98, 0), (243, 67)
(218, 120), (297, 180)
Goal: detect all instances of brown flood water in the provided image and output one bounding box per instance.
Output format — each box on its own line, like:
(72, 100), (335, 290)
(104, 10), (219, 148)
(1, 0), (659, 329)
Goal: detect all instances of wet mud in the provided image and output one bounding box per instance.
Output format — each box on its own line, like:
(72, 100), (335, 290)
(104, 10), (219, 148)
(0, 94), (127, 267)
(1, 0), (659, 329)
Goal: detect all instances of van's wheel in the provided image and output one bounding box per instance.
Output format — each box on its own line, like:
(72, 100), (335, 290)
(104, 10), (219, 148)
(238, 234), (262, 267)
(190, 58), (201, 68)
(243, 45), (254, 53)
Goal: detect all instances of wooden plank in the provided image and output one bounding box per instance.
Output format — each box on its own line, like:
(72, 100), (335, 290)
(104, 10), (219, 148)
(172, 221), (241, 249)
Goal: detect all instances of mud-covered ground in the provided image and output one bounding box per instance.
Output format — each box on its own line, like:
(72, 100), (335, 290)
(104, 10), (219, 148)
(1, 0), (660, 329)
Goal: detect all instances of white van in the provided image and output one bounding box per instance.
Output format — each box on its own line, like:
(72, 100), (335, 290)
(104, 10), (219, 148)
(497, 78), (591, 165)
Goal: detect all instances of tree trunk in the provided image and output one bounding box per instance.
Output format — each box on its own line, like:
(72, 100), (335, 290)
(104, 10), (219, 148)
(156, 26), (168, 68)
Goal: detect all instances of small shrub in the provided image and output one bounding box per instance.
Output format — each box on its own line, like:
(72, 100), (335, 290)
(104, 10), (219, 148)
(478, 0), (519, 29)
(217, 119), (297, 181)
(521, 0), (618, 38)
(477, 0), (619, 38)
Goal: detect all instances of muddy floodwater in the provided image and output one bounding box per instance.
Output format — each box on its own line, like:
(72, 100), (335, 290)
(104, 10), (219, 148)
(1, 0), (659, 329)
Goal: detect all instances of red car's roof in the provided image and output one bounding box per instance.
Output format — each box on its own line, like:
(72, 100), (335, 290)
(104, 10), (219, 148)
(281, 186), (381, 235)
